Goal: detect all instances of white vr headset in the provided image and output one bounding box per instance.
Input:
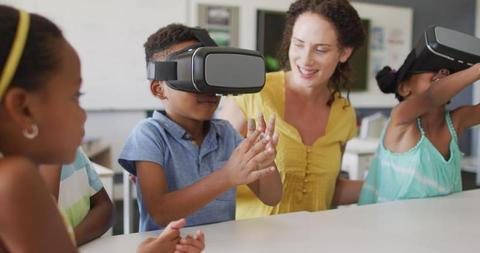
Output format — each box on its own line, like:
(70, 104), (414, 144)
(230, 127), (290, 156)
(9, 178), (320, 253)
(147, 28), (265, 95)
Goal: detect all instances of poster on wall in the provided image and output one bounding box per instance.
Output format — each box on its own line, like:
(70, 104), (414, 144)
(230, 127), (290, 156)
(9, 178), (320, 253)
(197, 4), (239, 47)
(352, 2), (413, 94)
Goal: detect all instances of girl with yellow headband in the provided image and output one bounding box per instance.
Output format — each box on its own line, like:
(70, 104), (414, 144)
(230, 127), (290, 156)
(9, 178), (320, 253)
(0, 5), (204, 253)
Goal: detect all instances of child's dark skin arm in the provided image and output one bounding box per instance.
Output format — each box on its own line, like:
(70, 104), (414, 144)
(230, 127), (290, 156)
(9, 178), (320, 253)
(384, 64), (480, 151)
(391, 64), (480, 129)
(74, 188), (114, 246)
(136, 129), (276, 226)
(0, 157), (77, 253)
(332, 178), (363, 205)
(451, 103), (480, 137)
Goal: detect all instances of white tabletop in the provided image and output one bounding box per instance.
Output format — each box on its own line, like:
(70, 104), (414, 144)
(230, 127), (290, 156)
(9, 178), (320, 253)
(80, 189), (480, 253)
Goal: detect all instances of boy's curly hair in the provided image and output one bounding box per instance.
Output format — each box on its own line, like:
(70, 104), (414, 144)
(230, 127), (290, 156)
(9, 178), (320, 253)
(144, 23), (198, 63)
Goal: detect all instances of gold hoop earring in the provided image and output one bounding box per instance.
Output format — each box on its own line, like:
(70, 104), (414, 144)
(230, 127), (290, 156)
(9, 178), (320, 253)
(23, 124), (38, 139)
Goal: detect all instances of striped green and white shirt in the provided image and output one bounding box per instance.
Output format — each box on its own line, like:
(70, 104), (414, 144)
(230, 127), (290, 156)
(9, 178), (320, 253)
(59, 148), (103, 228)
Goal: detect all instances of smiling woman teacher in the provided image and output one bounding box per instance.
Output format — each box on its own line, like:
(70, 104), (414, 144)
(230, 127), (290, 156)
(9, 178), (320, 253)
(219, 0), (366, 219)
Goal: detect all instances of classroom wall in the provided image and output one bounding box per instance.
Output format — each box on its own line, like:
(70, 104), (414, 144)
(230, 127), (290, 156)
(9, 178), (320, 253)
(4, 0), (477, 174)
(85, 0), (478, 180)
(7, 0), (191, 111)
(8, 0), (414, 110)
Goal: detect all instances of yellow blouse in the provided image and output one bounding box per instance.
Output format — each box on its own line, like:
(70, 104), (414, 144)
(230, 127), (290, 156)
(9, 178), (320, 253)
(233, 71), (357, 219)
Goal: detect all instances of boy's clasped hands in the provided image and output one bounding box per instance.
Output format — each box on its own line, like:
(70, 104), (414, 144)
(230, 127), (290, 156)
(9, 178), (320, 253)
(224, 113), (279, 186)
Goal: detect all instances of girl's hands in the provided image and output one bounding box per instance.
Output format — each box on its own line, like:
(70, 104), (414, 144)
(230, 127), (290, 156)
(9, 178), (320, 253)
(175, 230), (205, 253)
(137, 219), (184, 253)
(138, 219), (205, 253)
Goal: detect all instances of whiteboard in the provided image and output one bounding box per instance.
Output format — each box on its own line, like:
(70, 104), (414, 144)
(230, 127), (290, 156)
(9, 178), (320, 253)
(5, 0), (189, 110)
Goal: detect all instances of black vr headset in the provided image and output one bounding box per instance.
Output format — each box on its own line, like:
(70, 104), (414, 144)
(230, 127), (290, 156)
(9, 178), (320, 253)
(147, 28), (265, 95)
(397, 26), (480, 82)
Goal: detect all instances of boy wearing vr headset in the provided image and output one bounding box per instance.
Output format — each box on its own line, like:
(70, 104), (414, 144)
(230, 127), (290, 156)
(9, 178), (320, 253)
(359, 26), (480, 205)
(119, 24), (282, 232)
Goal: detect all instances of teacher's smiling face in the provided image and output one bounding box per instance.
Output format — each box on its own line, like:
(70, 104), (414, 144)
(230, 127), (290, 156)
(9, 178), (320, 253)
(288, 12), (352, 89)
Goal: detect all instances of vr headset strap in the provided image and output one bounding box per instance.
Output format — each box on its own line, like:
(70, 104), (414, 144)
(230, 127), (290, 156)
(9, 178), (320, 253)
(192, 28), (218, 47)
(146, 28), (217, 82)
(147, 61), (177, 81)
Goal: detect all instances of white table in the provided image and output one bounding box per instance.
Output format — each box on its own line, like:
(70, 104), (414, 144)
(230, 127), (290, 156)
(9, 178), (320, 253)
(80, 189), (480, 253)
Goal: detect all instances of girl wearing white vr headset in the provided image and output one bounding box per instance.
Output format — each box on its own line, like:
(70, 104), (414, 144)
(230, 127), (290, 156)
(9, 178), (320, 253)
(359, 41), (480, 204)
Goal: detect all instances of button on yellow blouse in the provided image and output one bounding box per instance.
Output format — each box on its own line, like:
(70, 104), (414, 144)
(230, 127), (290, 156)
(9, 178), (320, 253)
(233, 71), (357, 219)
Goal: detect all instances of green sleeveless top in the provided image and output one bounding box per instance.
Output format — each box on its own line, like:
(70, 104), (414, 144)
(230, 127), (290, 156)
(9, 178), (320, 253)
(359, 112), (463, 205)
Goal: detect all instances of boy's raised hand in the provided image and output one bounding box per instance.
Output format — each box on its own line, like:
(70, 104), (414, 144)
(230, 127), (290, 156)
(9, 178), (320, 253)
(223, 113), (278, 186)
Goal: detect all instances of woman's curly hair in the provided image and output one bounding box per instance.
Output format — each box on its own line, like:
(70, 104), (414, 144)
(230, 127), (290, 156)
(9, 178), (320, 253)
(279, 0), (366, 105)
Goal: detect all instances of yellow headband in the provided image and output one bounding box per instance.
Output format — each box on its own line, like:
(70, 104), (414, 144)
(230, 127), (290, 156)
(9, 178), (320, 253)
(0, 9), (30, 102)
